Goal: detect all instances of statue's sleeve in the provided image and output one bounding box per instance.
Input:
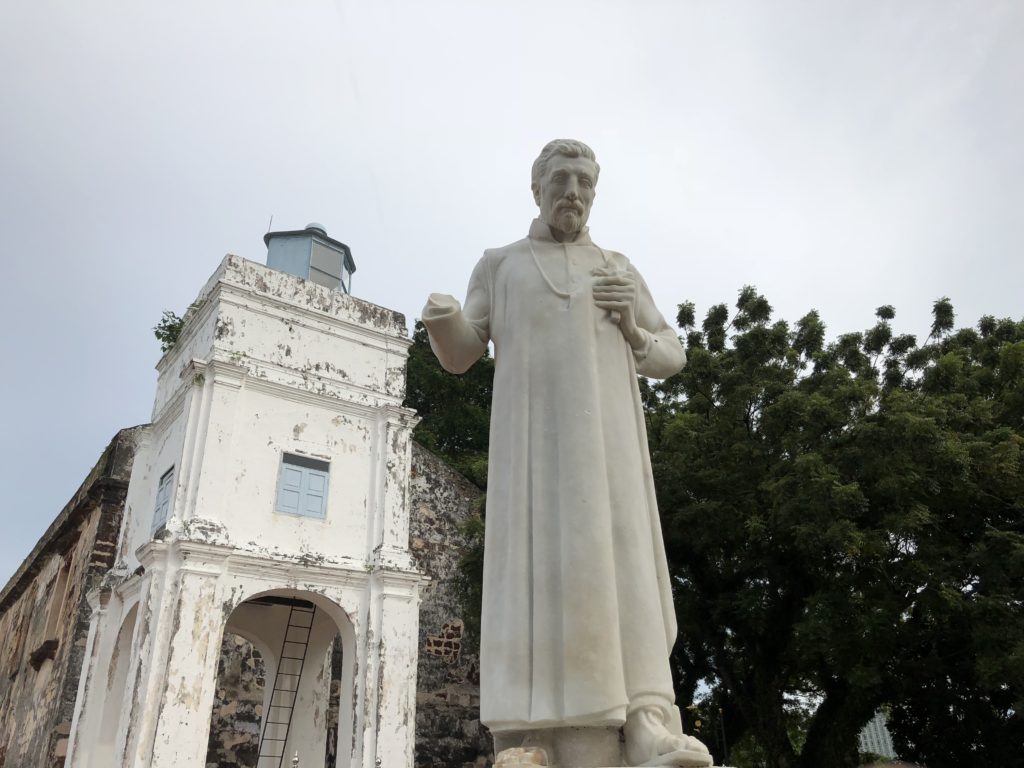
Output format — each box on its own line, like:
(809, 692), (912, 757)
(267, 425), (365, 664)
(629, 264), (686, 380)
(421, 255), (491, 374)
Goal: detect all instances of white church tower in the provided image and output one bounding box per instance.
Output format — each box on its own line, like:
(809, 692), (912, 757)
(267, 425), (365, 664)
(65, 225), (423, 768)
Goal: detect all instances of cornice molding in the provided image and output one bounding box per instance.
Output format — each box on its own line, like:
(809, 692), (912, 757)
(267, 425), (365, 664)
(155, 256), (411, 380)
(227, 366), (403, 419)
(215, 287), (411, 356)
(137, 539), (422, 591)
(151, 385), (188, 431)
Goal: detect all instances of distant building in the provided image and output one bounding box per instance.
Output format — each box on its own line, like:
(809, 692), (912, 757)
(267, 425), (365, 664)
(0, 226), (488, 768)
(859, 709), (897, 760)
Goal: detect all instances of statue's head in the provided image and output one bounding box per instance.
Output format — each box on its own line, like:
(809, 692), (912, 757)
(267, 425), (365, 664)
(531, 139), (600, 237)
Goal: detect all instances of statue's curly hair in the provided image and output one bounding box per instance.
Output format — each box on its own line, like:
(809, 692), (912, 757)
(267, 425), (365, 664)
(531, 139), (600, 189)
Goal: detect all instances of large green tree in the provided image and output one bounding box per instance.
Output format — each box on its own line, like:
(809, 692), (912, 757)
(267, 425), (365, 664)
(404, 320), (490, 643)
(651, 290), (1024, 767)
(404, 296), (1024, 768)
(405, 320), (493, 489)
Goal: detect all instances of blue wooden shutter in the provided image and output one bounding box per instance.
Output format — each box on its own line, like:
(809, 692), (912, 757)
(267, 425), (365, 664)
(276, 454), (330, 519)
(301, 468), (328, 518)
(276, 464), (304, 515)
(152, 467), (175, 532)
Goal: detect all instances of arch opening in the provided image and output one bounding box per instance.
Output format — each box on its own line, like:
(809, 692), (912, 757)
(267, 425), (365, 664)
(94, 604), (139, 766)
(205, 590), (353, 768)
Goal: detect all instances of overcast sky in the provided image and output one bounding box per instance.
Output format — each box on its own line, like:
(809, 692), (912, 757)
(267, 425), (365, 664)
(1, 0), (1021, 584)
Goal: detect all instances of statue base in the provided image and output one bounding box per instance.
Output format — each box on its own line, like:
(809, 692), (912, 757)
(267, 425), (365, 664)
(494, 747), (719, 768)
(635, 749), (717, 767)
(492, 730), (715, 767)
(493, 727), (622, 767)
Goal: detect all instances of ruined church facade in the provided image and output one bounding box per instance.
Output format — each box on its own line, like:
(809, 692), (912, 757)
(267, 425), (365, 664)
(0, 238), (487, 768)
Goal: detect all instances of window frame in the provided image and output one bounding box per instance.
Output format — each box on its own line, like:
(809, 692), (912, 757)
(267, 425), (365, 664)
(152, 466), (175, 533)
(274, 453), (330, 520)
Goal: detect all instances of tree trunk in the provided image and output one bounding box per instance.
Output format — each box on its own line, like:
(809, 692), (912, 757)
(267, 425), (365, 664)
(798, 684), (876, 768)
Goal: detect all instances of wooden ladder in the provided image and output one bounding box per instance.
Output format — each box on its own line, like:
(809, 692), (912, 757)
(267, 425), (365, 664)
(257, 603), (316, 768)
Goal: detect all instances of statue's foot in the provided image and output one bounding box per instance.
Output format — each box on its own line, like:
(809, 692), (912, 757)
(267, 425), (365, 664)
(624, 707), (713, 767)
(494, 746), (549, 766)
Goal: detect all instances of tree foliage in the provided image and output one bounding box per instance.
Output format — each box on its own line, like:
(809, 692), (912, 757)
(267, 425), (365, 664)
(405, 321), (493, 490)
(651, 289), (1024, 767)
(404, 295), (1024, 768)
(153, 299), (206, 353)
(153, 309), (186, 353)
(404, 320), (491, 646)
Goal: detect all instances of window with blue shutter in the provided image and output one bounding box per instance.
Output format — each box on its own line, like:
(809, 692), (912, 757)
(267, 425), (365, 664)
(152, 467), (175, 532)
(276, 454), (330, 519)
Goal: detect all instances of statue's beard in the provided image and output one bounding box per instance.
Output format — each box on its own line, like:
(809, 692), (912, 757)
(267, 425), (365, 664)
(554, 207), (583, 234)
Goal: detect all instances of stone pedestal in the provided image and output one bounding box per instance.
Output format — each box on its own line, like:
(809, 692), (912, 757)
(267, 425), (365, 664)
(493, 727), (621, 767)
(493, 730), (716, 767)
(495, 749), (724, 768)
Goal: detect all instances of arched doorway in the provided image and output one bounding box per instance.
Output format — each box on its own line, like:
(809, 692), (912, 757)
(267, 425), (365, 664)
(206, 591), (354, 768)
(93, 604), (139, 766)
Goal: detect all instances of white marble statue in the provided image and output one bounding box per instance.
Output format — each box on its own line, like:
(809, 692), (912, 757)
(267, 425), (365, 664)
(422, 140), (713, 768)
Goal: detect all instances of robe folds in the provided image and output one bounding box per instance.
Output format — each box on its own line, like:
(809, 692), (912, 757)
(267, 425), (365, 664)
(423, 219), (686, 731)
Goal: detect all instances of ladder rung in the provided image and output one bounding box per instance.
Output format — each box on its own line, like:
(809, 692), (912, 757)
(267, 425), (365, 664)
(257, 603), (317, 764)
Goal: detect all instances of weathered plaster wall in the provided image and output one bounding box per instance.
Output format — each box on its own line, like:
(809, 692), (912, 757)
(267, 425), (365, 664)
(65, 255), (424, 768)
(117, 254), (417, 577)
(408, 443), (491, 768)
(0, 428), (142, 768)
(203, 443), (490, 768)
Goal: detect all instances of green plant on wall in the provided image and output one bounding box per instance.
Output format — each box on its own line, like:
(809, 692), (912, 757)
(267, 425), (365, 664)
(153, 299), (206, 353)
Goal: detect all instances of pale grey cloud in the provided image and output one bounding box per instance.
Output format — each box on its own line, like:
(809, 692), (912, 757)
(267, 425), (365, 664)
(1, 0), (1021, 582)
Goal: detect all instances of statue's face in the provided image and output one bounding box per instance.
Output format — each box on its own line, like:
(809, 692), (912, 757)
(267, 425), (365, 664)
(533, 154), (598, 235)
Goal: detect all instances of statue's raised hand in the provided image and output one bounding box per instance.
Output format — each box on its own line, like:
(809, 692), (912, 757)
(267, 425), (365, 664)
(592, 267), (646, 351)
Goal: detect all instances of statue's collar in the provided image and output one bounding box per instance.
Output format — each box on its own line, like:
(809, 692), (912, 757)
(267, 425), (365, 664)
(528, 218), (594, 246)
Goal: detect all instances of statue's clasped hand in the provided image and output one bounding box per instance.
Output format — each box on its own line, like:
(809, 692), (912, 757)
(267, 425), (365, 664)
(592, 267), (645, 351)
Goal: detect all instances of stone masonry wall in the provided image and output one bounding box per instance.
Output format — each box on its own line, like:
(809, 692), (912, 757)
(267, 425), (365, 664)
(205, 634), (266, 768)
(0, 427), (142, 768)
(409, 443), (490, 768)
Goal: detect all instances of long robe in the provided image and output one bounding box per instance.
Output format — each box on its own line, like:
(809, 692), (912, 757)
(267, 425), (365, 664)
(423, 219), (686, 731)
